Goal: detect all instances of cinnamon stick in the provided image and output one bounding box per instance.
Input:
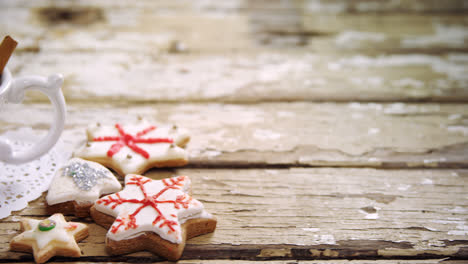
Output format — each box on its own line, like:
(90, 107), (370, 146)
(0, 36), (18, 75)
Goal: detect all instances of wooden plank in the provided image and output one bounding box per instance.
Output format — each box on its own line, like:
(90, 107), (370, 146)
(7, 51), (468, 103)
(302, 14), (468, 54)
(0, 102), (466, 168)
(2, 1), (467, 102)
(11, 260), (467, 264)
(0, 168), (467, 261)
(249, 2), (468, 53)
(2, 2), (467, 55)
(178, 262), (464, 264)
(144, 259), (464, 264)
(286, 0), (468, 14)
(3, 0), (468, 13)
(0, 3), (251, 54)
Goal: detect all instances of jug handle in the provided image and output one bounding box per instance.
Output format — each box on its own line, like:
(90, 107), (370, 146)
(0, 74), (66, 164)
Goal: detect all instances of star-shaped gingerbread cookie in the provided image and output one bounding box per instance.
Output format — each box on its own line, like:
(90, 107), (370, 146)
(46, 158), (122, 217)
(74, 120), (190, 176)
(10, 213), (88, 264)
(90, 174), (216, 261)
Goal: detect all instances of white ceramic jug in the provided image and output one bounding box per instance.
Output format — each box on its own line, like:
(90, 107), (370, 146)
(0, 67), (66, 164)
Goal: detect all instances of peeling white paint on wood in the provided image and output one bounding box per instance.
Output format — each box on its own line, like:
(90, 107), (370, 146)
(359, 209), (380, 220)
(2, 168), (467, 255)
(421, 178), (433, 185)
(329, 54), (468, 82)
(1, 0), (468, 262)
(446, 125), (468, 136)
(1, 102), (467, 165)
(335, 31), (386, 48)
(402, 23), (468, 48)
(305, 0), (347, 13)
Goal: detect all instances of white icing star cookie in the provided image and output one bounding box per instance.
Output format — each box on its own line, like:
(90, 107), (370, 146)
(10, 213), (88, 264)
(46, 158), (121, 216)
(74, 120), (190, 176)
(90, 174), (216, 260)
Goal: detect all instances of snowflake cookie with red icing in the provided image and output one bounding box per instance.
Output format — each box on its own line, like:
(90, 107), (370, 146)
(74, 120), (190, 176)
(90, 174), (217, 261)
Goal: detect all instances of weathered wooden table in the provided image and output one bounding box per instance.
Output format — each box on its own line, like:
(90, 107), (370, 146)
(1, 0), (467, 263)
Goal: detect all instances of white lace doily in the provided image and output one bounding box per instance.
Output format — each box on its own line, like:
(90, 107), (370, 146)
(0, 127), (70, 219)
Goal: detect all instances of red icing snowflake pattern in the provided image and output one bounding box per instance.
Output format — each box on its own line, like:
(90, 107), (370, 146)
(93, 123), (173, 159)
(96, 175), (193, 236)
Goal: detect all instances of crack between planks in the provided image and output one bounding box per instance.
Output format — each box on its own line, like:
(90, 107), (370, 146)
(184, 162), (468, 170)
(23, 96), (468, 105)
(3, 242), (467, 262)
(187, 141), (468, 170)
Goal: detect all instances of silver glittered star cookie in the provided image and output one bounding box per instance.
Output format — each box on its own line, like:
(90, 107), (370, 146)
(46, 158), (121, 217)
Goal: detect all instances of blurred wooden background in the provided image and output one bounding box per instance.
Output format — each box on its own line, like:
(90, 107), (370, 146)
(0, 0), (467, 263)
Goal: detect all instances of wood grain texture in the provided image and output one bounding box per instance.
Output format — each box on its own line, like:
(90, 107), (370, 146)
(7, 51), (468, 103)
(1, 168), (467, 261)
(0, 102), (466, 168)
(1, 0), (467, 103)
(10, 260), (468, 264)
(1, 0), (466, 54)
(1, 0), (467, 263)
